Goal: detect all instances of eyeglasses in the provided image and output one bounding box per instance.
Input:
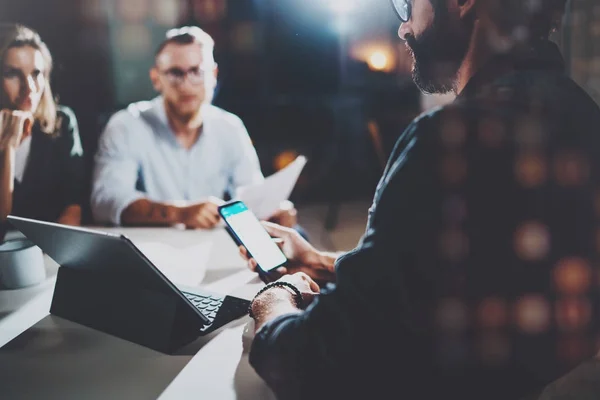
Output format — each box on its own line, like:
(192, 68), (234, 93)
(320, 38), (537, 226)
(391, 0), (411, 23)
(158, 65), (208, 86)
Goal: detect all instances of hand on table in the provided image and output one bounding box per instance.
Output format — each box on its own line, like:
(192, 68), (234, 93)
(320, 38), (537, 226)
(179, 197), (224, 229)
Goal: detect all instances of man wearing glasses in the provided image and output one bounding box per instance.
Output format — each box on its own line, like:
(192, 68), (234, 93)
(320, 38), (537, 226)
(91, 27), (297, 229)
(245, 0), (600, 399)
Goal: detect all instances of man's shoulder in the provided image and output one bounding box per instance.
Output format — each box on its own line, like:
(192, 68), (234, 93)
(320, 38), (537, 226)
(110, 100), (155, 123)
(205, 104), (245, 130)
(399, 105), (454, 144)
(102, 100), (158, 137)
(407, 99), (499, 139)
(388, 102), (477, 165)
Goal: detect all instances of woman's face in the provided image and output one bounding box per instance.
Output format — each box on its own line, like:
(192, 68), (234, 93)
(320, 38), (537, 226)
(1, 45), (46, 113)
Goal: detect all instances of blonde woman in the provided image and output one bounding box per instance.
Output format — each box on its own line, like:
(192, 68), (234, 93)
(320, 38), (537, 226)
(0, 24), (84, 235)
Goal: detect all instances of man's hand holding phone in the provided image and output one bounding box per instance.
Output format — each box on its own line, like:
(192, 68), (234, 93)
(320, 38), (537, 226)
(239, 221), (337, 285)
(221, 204), (339, 331)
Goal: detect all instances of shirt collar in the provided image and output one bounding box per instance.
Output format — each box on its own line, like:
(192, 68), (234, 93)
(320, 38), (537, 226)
(152, 95), (209, 149)
(152, 96), (170, 129)
(152, 95), (211, 128)
(457, 40), (566, 101)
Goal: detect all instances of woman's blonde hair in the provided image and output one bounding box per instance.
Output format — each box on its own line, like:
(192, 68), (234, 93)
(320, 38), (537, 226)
(0, 24), (57, 134)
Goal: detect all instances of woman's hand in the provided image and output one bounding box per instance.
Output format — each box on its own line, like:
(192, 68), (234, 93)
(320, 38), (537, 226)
(0, 109), (33, 150)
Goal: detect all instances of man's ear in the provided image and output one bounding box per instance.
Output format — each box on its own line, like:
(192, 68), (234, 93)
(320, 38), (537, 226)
(457, 0), (477, 20)
(213, 64), (219, 81)
(149, 67), (162, 92)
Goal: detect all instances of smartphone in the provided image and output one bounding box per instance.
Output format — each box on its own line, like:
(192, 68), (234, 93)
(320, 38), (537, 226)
(218, 200), (287, 277)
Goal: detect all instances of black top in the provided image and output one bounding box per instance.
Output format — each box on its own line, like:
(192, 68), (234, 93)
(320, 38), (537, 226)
(249, 41), (600, 399)
(4, 106), (84, 233)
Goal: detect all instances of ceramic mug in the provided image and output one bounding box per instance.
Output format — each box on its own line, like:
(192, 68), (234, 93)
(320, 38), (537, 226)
(0, 238), (46, 289)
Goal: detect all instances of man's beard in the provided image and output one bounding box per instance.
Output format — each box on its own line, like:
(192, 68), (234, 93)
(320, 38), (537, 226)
(405, 4), (470, 94)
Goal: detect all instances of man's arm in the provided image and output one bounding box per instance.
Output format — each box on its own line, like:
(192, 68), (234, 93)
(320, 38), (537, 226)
(91, 124), (221, 227)
(250, 250), (339, 331)
(120, 199), (181, 226)
(248, 119), (436, 399)
(91, 115), (148, 225)
(122, 198), (222, 229)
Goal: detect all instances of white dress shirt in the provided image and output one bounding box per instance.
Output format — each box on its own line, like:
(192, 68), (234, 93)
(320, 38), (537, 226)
(91, 97), (264, 225)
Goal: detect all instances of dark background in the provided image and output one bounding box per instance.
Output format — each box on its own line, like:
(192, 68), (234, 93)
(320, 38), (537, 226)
(1, 0), (598, 224)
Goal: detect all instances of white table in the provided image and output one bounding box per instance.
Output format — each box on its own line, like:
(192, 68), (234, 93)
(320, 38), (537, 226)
(0, 227), (275, 400)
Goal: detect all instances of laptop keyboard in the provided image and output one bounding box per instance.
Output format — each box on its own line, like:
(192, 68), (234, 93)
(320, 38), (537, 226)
(183, 292), (224, 322)
(182, 291), (250, 332)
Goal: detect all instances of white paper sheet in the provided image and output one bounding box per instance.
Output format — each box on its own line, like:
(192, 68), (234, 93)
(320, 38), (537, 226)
(235, 155), (307, 220)
(134, 241), (212, 286)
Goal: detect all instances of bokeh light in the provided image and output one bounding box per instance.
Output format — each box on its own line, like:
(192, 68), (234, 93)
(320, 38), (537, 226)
(553, 257), (592, 295)
(351, 42), (397, 73)
(555, 298), (592, 332)
(151, 0), (183, 27)
(514, 295), (551, 334)
(515, 153), (547, 188)
(193, 0), (227, 23)
(477, 297), (509, 329)
(554, 151), (589, 187)
(368, 51), (388, 71)
(274, 150), (299, 171)
(116, 0), (149, 23)
(116, 24), (152, 58)
(514, 221), (551, 261)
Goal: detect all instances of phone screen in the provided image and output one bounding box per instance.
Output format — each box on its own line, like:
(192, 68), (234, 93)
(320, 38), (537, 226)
(220, 202), (287, 273)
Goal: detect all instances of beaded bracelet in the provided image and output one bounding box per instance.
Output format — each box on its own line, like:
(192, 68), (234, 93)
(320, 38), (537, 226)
(248, 281), (304, 319)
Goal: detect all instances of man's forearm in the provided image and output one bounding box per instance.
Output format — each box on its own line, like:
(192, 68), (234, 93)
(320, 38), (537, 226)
(57, 204), (82, 226)
(121, 199), (182, 226)
(251, 288), (302, 332)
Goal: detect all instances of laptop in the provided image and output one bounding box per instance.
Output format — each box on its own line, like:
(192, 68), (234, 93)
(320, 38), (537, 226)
(7, 215), (251, 352)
